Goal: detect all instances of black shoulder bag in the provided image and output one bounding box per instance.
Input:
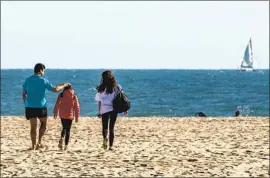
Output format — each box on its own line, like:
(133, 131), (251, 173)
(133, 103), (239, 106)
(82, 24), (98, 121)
(112, 86), (131, 113)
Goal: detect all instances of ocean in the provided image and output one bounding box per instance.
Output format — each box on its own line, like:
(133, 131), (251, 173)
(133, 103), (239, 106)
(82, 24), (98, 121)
(1, 69), (269, 117)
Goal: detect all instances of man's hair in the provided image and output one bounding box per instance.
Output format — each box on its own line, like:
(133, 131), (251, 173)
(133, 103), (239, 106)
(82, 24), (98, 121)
(34, 63), (46, 73)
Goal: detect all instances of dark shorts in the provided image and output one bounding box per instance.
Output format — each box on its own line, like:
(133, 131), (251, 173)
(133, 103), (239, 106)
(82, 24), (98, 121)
(25, 107), (47, 120)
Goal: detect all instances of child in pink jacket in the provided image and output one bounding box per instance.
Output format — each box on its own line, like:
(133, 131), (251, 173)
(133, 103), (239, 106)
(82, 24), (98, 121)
(53, 85), (80, 150)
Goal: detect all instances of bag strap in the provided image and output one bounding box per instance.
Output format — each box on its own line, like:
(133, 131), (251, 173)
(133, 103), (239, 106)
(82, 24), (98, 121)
(117, 84), (123, 92)
(115, 84), (123, 97)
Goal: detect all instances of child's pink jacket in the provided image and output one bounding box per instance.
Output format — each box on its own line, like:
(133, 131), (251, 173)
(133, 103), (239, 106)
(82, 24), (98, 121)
(53, 89), (80, 120)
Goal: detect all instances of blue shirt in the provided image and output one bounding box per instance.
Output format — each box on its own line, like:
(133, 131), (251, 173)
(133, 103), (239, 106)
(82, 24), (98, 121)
(22, 74), (54, 108)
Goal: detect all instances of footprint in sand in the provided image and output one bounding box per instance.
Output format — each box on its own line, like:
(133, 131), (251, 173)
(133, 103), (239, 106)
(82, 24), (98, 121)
(1, 164), (7, 169)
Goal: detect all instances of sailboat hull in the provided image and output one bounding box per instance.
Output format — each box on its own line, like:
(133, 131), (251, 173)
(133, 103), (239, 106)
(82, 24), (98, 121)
(241, 68), (253, 72)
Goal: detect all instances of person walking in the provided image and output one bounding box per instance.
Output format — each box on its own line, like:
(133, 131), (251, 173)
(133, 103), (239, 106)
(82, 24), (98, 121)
(53, 84), (80, 150)
(95, 70), (128, 150)
(22, 63), (70, 150)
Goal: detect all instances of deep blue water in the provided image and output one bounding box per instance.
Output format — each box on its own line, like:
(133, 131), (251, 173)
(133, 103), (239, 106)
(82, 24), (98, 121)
(1, 69), (269, 117)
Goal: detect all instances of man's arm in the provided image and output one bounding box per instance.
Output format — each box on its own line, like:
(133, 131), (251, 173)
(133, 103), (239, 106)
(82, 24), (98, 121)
(22, 91), (27, 103)
(22, 80), (27, 103)
(51, 83), (70, 92)
(45, 79), (70, 92)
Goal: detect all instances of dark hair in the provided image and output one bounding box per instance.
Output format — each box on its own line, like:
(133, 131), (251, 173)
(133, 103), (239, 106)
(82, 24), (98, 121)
(60, 85), (72, 97)
(34, 63), (46, 73)
(96, 70), (117, 94)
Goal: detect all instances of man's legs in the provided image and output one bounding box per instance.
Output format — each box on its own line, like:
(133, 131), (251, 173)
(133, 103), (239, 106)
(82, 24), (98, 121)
(29, 118), (37, 150)
(36, 107), (48, 149)
(36, 117), (47, 148)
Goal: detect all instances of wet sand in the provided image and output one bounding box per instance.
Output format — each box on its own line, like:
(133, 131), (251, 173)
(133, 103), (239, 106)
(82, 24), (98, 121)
(1, 116), (269, 177)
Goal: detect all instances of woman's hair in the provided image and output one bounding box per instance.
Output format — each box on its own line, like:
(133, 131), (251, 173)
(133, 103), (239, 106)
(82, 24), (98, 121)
(96, 70), (117, 94)
(60, 85), (72, 97)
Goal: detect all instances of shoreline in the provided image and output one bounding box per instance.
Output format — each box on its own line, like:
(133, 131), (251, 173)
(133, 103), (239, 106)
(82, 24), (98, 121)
(1, 116), (269, 119)
(1, 116), (269, 177)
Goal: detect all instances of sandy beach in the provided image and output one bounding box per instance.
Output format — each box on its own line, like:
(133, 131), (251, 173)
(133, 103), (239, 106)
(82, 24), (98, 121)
(1, 116), (269, 177)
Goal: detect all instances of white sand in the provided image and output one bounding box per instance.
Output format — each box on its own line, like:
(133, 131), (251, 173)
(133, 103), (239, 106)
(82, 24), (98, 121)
(1, 116), (269, 177)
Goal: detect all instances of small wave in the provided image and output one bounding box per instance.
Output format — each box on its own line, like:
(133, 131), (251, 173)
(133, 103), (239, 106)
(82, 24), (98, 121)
(237, 105), (255, 116)
(88, 87), (96, 91)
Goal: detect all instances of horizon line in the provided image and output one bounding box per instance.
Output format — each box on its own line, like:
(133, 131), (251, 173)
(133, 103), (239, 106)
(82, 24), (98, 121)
(1, 68), (269, 70)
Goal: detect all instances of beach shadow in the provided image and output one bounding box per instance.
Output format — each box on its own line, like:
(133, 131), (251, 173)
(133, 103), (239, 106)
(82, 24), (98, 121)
(21, 148), (34, 152)
(21, 147), (62, 153)
(39, 149), (65, 153)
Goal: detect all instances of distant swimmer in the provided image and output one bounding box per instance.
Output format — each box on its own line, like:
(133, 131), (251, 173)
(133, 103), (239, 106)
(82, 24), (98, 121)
(235, 110), (240, 117)
(195, 112), (207, 117)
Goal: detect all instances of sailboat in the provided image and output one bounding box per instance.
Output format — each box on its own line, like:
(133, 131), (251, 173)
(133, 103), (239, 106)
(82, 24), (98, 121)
(240, 38), (254, 71)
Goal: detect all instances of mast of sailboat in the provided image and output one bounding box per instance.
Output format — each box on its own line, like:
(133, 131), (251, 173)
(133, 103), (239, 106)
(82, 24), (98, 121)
(249, 37), (253, 68)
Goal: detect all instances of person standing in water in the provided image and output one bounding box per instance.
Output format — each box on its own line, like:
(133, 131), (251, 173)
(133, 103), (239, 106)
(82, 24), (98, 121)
(235, 110), (240, 117)
(22, 63), (70, 150)
(95, 70), (128, 150)
(53, 84), (80, 150)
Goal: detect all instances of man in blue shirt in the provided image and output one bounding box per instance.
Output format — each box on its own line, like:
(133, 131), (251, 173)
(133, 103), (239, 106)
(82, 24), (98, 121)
(22, 63), (70, 150)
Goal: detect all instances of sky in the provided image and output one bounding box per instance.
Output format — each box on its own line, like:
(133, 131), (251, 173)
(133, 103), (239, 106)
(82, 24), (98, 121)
(1, 1), (269, 69)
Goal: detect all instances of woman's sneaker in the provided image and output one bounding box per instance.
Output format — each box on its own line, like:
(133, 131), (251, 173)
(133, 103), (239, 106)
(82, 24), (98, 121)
(102, 138), (108, 150)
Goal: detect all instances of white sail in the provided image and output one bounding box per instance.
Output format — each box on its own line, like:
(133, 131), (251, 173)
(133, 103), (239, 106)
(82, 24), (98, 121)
(241, 38), (253, 71)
